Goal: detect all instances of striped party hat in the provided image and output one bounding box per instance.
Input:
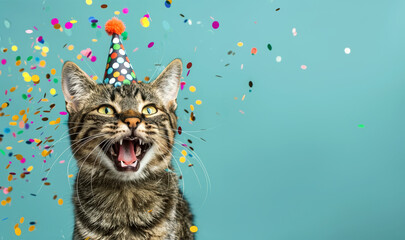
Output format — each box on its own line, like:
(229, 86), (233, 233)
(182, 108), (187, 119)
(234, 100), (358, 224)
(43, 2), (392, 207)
(103, 17), (137, 87)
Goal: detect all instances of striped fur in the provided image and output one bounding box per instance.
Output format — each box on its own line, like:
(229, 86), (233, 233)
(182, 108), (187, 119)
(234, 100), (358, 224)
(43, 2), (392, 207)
(61, 60), (194, 240)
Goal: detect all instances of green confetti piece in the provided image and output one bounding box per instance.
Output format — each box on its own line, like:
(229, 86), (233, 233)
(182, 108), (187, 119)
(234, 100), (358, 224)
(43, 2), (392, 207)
(27, 56), (33, 61)
(358, 124), (365, 128)
(22, 94), (27, 100)
(267, 43), (272, 51)
(16, 56), (21, 61)
(53, 78), (58, 83)
(0, 149), (5, 155)
(17, 130), (23, 135)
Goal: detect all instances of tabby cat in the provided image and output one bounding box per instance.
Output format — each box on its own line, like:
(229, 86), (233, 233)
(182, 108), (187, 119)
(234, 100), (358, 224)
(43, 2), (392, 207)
(61, 59), (194, 240)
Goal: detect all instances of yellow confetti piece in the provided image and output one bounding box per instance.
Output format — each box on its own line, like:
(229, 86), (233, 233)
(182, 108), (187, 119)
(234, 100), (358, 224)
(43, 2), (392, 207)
(27, 87), (33, 93)
(77, 54), (82, 60)
(41, 51), (47, 57)
(50, 88), (56, 95)
(28, 225), (35, 232)
(27, 166), (33, 172)
(181, 150), (187, 156)
(39, 60), (46, 67)
(41, 150), (50, 157)
(85, 0), (92, 5)
(92, 39), (98, 42)
(71, 20), (78, 24)
(114, 11), (120, 15)
(0, 200), (6, 206)
(51, 69), (56, 75)
(12, 115), (19, 121)
(68, 174), (74, 178)
(179, 156), (186, 163)
(20, 217), (24, 224)
(140, 17), (150, 28)
(58, 199), (63, 205)
(31, 75), (39, 82)
(42, 46), (49, 53)
(237, 42), (243, 47)
(49, 117), (61, 125)
(68, 45), (74, 51)
(7, 174), (12, 181)
(34, 45), (41, 50)
(242, 95), (246, 101)
(9, 122), (17, 126)
(190, 226), (198, 233)
(41, 99), (49, 102)
(196, 100), (202, 105)
(15, 227), (21, 236)
(190, 105), (194, 111)
(92, 76), (98, 81)
(1, 102), (9, 108)
(189, 86), (196, 92)
(11, 45), (18, 51)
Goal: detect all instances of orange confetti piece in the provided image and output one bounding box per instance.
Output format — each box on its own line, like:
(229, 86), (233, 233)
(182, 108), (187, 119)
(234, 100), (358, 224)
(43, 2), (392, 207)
(28, 225), (35, 232)
(58, 199), (63, 205)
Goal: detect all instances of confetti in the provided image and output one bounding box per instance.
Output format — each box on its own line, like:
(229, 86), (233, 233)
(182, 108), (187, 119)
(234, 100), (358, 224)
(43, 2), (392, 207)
(292, 28), (297, 37)
(58, 198), (63, 205)
(189, 86), (196, 92)
(85, 0), (92, 5)
(123, 8), (129, 14)
(267, 43), (272, 51)
(140, 16), (150, 28)
(276, 56), (282, 62)
(301, 65), (307, 70)
(190, 226), (198, 233)
(165, 0), (172, 8)
(179, 156), (186, 163)
(148, 42), (154, 48)
(212, 21), (219, 29)
(237, 42), (243, 47)
(101, 4), (108, 8)
(345, 47), (351, 54)
(251, 47), (257, 55)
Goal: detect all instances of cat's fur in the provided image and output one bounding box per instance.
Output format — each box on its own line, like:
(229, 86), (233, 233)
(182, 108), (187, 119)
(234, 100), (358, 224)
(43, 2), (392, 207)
(61, 59), (194, 240)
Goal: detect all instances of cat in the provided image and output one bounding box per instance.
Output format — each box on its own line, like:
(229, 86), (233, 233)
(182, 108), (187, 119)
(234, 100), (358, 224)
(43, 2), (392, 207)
(61, 59), (194, 240)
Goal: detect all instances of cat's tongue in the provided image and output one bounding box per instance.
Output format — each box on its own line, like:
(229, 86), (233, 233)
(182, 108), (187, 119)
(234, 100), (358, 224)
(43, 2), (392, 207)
(118, 140), (137, 165)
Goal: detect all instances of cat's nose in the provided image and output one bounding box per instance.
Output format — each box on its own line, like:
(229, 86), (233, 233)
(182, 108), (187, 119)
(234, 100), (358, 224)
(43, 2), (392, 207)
(124, 117), (141, 129)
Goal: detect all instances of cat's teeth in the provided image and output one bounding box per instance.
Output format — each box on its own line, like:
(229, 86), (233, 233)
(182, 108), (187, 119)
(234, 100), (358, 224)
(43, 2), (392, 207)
(136, 145), (141, 156)
(139, 139), (143, 145)
(119, 139), (123, 145)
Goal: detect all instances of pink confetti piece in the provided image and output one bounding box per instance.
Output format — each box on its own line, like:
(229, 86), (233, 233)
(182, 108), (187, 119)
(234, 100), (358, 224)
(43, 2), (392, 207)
(148, 42), (154, 48)
(180, 82), (186, 90)
(301, 65), (307, 70)
(59, 111), (67, 115)
(133, 47), (139, 52)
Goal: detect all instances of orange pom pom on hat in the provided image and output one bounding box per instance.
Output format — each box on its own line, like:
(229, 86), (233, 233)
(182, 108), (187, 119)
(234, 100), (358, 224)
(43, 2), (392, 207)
(103, 17), (137, 87)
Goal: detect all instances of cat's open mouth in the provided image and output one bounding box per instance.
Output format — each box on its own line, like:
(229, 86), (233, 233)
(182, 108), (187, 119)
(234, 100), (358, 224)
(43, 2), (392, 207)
(104, 137), (151, 172)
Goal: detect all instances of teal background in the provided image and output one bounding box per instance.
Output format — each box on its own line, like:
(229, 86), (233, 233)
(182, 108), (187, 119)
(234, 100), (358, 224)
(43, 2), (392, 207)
(1, 0), (405, 239)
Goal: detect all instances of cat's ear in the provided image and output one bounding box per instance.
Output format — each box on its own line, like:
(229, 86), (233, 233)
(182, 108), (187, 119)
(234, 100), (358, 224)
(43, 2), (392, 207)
(61, 61), (97, 112)
(152, 59), (182, 110)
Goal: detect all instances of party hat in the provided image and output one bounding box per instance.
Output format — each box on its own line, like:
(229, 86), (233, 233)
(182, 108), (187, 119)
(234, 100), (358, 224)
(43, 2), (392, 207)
(103, 17), (137, 87)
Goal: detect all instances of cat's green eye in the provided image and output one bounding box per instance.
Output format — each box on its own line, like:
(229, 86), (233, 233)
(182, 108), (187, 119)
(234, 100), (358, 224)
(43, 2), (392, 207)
(142, 106), (157, 116)
(98, 106), (115, 115)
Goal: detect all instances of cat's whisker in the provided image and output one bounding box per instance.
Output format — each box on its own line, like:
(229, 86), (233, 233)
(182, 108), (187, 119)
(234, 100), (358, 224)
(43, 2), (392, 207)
(36, 133), (107, 195)
(76, 139), (109, 217)
(150, 130), (212, 205)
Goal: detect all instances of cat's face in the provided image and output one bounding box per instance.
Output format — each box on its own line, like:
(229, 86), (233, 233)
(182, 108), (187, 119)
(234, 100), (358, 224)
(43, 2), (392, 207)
(61, 59), (182, 181)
